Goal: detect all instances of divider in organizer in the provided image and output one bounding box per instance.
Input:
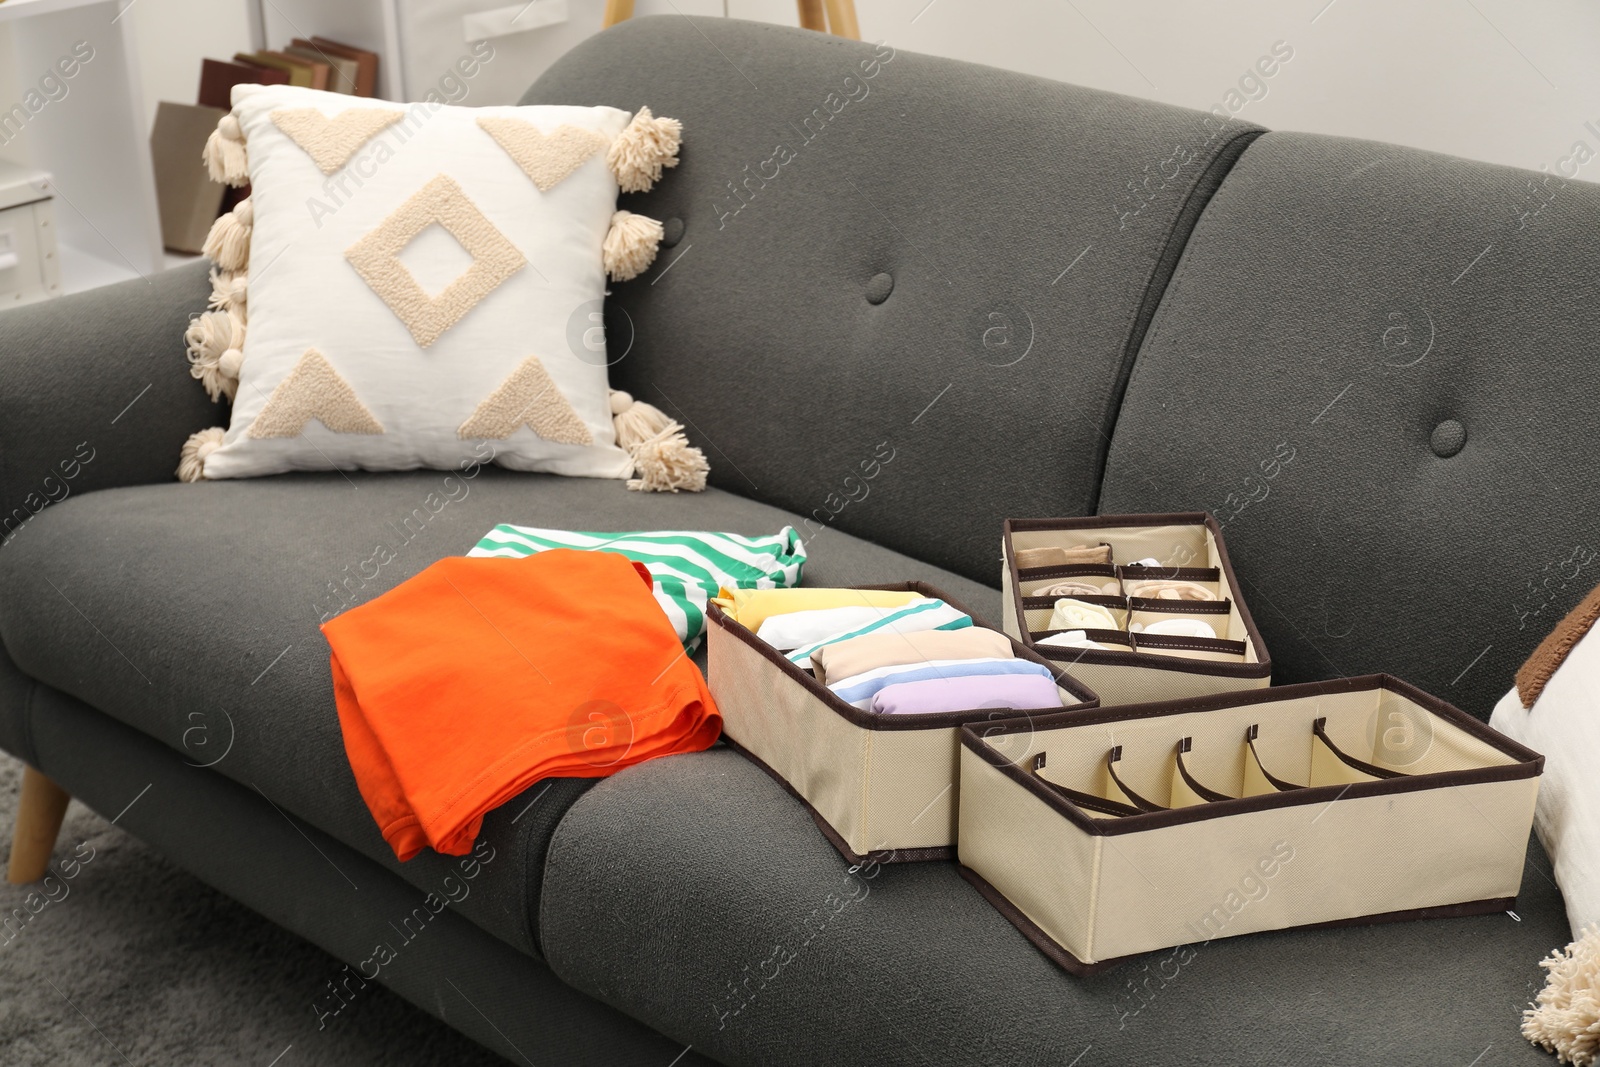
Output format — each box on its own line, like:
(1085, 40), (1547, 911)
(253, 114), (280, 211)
(707, 581), (1100, 864)
(956, 675), (1543, 974)
(1002, 513), (1271, 704)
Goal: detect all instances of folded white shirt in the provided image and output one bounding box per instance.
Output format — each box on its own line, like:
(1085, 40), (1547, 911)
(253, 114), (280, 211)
(756, 605), (912, 651)
(768, 599), (972, 668)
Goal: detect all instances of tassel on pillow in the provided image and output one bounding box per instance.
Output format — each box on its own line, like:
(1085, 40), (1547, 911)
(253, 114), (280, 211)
(1525, 924), (1600, 1064)
(202, 197), (252, 272)
(609, 390), (709, 493)
(204, 113), (250, 187)
(207, 267), (247, 315)
(1524, 925), (1600, 1065)
(603, 211), (663, 282)
(185, 309), (245, 403)
(176, 427), (226, 483)
(606, 106), (682, 193)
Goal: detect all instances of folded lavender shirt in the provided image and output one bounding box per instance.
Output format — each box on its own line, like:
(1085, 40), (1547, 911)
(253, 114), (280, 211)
(869, 672), (1063, 715)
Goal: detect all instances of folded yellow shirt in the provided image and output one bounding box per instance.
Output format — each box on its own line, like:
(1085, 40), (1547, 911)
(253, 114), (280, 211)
(714, 587), (925, 634)
(810, 626), (1014, 686)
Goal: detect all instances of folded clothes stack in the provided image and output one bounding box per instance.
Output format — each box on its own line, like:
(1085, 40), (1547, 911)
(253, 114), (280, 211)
(723, 587), (1064, 716)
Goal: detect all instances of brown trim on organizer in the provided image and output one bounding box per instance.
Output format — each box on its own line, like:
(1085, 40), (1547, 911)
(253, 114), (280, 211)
(959, 674), (1544, 837)
(1033, 628), (1133, 650)
(1126, 597), (1231, 616)
(1312, 716), (1403, 780)
(1006, 513), (1213, 534)
(708, 581), (1100, 733)
(1104, 746), (1166, 812)
(1175, 736), (1233, 802)
(1015, 563), (1119, 582)
(1119, 564), (1221, 583)
(1245, 724), (1305, 792)
(1021, 593), (1128, 612)
(1129, 632), (1247, 658)
(1032, 753), (1144, 818)
(1516, 577), (1600, 709)
(958, 864), (1124, 977)
(1004, 514), (1273, 680)
(960, 863), (1515, 977)
(721, 735), (952, 865)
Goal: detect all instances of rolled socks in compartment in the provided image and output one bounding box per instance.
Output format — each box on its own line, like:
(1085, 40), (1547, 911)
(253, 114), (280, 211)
(1049, 598), (1121, 631)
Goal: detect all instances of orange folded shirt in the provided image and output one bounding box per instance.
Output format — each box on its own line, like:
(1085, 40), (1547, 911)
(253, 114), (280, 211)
(322, 548), (720, 861)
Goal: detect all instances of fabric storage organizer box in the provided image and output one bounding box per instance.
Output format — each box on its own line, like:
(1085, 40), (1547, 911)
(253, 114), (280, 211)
(956, 675), (1544, 974)
(1002, 513), (1271, 705)
(707, 582), (1099, 863)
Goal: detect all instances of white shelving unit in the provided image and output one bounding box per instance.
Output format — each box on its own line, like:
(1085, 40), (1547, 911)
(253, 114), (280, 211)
(252, 0), (616, 108)
(254, 0), (405, 102)
(0, 0), (164, 293)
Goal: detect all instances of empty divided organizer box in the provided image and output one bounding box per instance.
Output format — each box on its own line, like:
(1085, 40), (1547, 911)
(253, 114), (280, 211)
(957, 676), (1543, 973)
(1002, 513), (1271, 705)
(708, 582), (1099, 863)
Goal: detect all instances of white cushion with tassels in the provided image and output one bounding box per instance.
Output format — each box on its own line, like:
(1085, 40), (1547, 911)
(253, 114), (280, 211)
(179, 84), (704, 491)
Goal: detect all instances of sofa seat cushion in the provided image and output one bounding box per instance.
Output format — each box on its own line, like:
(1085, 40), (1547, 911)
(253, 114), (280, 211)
(0, 469), (999, 959)
(540, 747), (1569, 1067)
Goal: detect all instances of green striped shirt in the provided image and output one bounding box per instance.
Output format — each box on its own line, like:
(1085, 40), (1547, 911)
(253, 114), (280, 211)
(467, 525), (807, 648)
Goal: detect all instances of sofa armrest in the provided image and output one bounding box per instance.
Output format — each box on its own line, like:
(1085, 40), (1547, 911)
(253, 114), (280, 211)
(0, 260), (218, 541)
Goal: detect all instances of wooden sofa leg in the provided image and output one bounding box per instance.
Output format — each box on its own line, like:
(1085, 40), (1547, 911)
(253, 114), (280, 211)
(8, 766), (70, 884)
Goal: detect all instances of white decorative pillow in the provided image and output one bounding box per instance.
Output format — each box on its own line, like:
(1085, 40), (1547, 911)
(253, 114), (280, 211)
(178, 84), (705, 490)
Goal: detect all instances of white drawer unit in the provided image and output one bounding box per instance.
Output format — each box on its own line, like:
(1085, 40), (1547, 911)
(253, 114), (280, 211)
(0, 162), (61, 307)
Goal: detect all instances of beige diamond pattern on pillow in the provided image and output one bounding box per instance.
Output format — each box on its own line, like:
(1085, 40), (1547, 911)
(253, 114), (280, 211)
(458, 356), (593, 445)
(476, 118), (610, 192)
(271, 108), (405, 174)
(345, 174), (526, 348)
(249, 349), (384, 438)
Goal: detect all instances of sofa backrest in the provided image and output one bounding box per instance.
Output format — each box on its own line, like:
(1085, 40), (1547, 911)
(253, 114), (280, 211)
(526, 17), (1260, 582)
(532, 19), (1600, 718)
(1100, 130), (1600, 717)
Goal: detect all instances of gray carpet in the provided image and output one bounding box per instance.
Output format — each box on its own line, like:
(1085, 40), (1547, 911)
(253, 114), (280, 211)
(0, 752), (507, 1066)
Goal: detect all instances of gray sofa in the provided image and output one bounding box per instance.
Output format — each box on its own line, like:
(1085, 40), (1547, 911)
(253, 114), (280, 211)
(1, 16), (1591, 1065)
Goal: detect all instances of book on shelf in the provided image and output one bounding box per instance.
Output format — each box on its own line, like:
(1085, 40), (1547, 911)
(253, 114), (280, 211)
(285, 43), (360, 95)
(236, 50), (330, 91)
(305, 38), (381, 98)
(198, 58), (289, 109)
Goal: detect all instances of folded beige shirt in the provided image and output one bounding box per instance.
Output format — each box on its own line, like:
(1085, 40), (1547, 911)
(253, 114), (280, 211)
(810, 626), (1014, 686)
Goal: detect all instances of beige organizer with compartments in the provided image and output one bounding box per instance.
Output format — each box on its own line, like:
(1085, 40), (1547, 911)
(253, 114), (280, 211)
(707, 581), (1099, 864)
(1002, 513), (1271, 705)
(956, 676), (1543, 974)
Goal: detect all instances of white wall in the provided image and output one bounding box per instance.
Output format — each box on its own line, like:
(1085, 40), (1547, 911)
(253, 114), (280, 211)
(854, 0), (1600, 183)
(128, 0), (255, 131)
(14, 0), (1592, 179)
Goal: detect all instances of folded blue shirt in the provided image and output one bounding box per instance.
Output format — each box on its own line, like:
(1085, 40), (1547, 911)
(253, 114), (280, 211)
(827, 657), (1055, 710)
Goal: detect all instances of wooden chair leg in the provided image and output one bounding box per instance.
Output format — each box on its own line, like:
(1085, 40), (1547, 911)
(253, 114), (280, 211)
(8, 766), (70, 884)
(822, 0), (860, 39)
(797, 0), (827, 31)
(602, 0), (635, 28)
